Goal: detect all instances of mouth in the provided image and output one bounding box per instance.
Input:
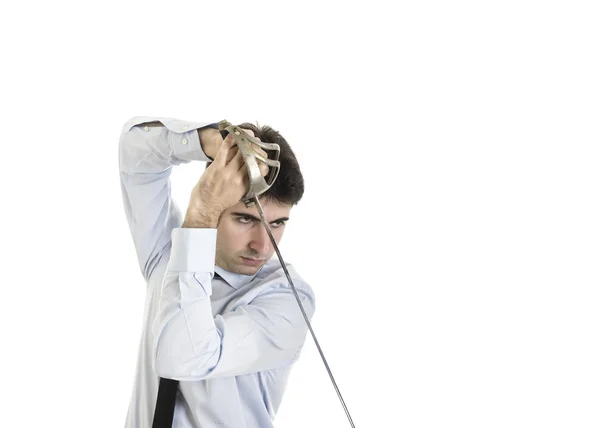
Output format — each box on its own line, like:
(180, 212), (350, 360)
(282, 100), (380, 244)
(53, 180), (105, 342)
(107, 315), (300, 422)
(240, 257), (264, 266)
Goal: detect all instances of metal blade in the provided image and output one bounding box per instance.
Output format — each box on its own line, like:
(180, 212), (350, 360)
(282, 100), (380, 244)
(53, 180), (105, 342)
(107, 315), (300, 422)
(251, 195), (356, 428)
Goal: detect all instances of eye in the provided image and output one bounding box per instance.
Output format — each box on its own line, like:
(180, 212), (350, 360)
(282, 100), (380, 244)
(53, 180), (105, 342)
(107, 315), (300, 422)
(237, 215), (253, 224)
(270, 220), (287, 228)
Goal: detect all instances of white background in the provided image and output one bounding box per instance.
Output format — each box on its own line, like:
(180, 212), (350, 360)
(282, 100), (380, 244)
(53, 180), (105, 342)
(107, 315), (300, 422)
(1, 1), (599, 427)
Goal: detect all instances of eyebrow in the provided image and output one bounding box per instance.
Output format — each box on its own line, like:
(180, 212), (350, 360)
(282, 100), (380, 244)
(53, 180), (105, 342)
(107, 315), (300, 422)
(231, 212), (290, 224)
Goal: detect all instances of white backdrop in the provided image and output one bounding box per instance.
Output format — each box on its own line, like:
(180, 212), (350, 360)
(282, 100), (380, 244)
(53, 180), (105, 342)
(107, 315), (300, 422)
(1, 1), (599, 427)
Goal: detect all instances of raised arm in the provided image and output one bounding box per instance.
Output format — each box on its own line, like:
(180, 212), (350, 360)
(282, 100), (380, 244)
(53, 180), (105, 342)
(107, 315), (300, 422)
(118, 116), (221, 282)
(151, 131), (316, 380)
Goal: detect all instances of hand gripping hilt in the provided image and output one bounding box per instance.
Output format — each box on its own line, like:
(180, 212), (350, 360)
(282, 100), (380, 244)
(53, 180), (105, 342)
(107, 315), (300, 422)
(217, 120), (281, 207)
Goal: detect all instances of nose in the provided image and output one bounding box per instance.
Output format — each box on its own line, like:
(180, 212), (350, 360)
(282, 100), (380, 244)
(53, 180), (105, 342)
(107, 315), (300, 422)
(249, 224), (271, 256)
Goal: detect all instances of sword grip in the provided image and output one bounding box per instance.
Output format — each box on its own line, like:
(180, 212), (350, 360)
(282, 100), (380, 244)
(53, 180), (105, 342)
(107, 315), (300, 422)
(216, 120), (281, 206)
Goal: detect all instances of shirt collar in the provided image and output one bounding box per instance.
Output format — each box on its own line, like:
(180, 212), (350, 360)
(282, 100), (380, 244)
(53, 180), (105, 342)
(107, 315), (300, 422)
(214, 265), (260, 289)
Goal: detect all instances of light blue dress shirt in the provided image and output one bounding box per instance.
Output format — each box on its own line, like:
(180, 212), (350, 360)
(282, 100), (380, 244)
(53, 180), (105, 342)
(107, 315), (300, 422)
(119, 117), (316, 428)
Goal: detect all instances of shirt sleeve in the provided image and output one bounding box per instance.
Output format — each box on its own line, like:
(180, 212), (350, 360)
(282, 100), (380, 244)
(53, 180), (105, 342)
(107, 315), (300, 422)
(151, 228), (316, 381)
(118, 116), (217, 282)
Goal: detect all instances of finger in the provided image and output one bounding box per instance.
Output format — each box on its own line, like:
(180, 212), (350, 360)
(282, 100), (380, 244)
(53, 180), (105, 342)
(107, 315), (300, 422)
(249, 143), (269, 177)
(239, 127), (255, 138)
(213, 133), (237, 166)
(226, 146), (239, 163)
(236, 152), (269, 178)
(258, 161), (269, 177)
(252, 143), (268, 160)
(227, 146), (245, 172)
(238, 163), (250, 188)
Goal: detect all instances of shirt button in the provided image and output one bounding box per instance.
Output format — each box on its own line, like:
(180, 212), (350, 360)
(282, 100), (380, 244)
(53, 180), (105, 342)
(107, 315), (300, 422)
(182, 138), (188, 145)
(144, 126), (149, 132)
(182, 125), (189, 131)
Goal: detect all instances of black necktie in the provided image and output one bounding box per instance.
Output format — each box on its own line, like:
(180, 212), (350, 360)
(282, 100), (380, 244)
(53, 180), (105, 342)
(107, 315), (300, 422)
(151, 272), (223, 428)
(152, 377), (178, 428)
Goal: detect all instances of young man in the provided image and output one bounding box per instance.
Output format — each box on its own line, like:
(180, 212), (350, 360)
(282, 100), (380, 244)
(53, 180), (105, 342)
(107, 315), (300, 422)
(119, 117), (315, 428)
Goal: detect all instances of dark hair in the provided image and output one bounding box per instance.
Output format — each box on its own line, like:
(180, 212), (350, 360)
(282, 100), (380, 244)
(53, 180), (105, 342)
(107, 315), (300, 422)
(207, 122), (304, 206)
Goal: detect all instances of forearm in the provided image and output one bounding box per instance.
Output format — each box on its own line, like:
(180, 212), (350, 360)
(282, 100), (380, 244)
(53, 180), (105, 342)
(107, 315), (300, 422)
(118, 116), (219, 279)
(182, 214), (219, 229)
(181, 194), (220, 228)
(197, 127), (221, 160)
(119, 116), (216, 175)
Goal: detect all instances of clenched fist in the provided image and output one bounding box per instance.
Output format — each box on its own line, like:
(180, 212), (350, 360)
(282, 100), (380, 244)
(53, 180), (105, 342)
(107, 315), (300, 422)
(183, 129), (269, 228)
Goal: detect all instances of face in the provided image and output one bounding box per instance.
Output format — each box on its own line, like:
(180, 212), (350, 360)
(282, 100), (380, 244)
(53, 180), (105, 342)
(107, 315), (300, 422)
(215, 198), (292, 275)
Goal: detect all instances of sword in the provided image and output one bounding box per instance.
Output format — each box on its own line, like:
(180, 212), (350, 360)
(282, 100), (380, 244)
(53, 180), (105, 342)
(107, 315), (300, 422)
(217, 120), (356, 428)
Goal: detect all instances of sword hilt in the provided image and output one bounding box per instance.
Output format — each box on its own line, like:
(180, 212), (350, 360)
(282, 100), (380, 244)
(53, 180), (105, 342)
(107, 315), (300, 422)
(217, 120), (281, 207)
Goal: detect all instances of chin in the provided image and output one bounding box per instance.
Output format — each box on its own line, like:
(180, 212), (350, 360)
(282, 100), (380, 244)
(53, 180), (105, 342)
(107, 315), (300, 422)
(235, 260), (266, 275)
(218, 254), (269, 276)
(237, 265), (262, 275)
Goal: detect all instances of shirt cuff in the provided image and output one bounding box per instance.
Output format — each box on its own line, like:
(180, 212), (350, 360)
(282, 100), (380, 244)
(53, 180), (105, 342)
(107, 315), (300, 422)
(169, 228), (217, 273)
(167, 121), (215, 163)
(121, 116), (218, 163)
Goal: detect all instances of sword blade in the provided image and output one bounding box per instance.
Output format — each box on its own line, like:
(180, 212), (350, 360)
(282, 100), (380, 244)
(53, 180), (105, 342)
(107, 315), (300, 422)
(251, 196), (356, 428)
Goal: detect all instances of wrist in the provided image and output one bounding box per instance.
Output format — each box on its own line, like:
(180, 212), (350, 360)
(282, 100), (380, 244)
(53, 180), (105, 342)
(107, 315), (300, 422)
(198, 126), (220, 160)
(182, 216), (219, 228)
(183, 204), (221, 229)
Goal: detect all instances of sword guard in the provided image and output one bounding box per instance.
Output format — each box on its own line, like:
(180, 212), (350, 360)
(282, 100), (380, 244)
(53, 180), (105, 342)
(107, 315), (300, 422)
(217, 120), (281, 207)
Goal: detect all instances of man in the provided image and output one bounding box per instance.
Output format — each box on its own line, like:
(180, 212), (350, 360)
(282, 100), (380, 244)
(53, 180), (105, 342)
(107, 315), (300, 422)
(119, 116), (316, 428)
